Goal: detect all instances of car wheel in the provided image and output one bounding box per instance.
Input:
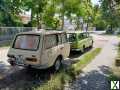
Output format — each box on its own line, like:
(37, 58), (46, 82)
(90, 40), (93, 48)
(9, 61), (15, 66)
(53, 57), (62, 71)
(82, 45), (86, 53)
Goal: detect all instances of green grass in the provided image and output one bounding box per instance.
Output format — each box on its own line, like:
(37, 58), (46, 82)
(72, 48), (101, 75)
(108, 73), (120, 80)
(35, 48), (102, 90)
(117, 34), (120, 37)
(35, 71), (71, 90)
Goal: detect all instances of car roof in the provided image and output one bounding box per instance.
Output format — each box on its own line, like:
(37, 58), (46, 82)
(17, 29), (65, 35)
(66, 31), (87, 34)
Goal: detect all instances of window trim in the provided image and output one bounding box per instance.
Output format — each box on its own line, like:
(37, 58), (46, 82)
(12, 34), (40, 51)
(44, 34), (58, 49)
(61, 33), (67, 43)
(78, 33), (88, 40)
(67, 33), (77, 42)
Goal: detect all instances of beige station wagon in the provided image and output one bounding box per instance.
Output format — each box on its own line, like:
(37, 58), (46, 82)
(7, 30), (70, 71)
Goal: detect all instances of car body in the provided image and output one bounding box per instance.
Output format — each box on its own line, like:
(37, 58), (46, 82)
(7, 30), (70, 70)
(67, 31), (93, 52)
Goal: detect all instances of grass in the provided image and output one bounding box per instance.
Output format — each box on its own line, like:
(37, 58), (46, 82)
(35, 48), (101, 90)
(108, 73), (120, 80)
(117, 35), (120, 37)
(71, 48), (101, 75)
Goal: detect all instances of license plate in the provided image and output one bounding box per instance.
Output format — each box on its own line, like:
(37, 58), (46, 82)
(15, 56), (24, 65)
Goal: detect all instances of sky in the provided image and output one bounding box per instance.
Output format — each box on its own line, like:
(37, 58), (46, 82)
(91, 0), (100, 5)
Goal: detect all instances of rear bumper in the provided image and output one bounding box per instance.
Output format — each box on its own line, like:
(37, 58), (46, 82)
(8, 59), (49, 69)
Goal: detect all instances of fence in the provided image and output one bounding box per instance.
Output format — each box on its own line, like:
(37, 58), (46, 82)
(0, 27), (37, 46)
(0, 27), (37, 41)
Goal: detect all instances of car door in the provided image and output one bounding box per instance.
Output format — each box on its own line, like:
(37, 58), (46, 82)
(78, 33), (86, 49)
(60, 33), (70, 59)
(83, 32), (89, 47)
(86, 32), (92, 47)
(41, 34), (58, 67)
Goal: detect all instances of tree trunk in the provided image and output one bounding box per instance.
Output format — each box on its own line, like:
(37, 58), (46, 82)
(76, 17), (81, 31)
(110, 24), (112, 31)
(86, 23), (89, 32)
(30, 9), (33, 27)
(37, 13), (42, 29)
(61, 0), (65, 30)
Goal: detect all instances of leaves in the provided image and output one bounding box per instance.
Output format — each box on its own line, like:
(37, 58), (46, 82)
(1, 0), (119, 30)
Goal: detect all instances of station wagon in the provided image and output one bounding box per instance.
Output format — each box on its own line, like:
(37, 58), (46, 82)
(7, 30), (70, 71)
(67, 31), (93, 52)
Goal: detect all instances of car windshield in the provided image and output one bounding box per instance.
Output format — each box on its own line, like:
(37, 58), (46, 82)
(67, 34), (76, 42)
(13, 35), (40, 51)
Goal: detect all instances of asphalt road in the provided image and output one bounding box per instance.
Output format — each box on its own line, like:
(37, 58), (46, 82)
(0, 33), (114, 90)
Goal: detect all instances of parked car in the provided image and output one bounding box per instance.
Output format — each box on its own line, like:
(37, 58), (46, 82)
(7, 30), (70, 71)
(67, 31), (93, 52)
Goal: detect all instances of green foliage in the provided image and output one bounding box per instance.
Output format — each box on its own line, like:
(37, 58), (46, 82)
(100, 0), (120, 29)
(72, 48), (101, 75)
(92, 5), (107, 30)
(42, 1), (60, 29)
(1, 0), (119, 30)
(0, 0), (24, 26)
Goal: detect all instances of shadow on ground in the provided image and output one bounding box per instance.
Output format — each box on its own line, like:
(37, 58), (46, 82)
(0, 64), (55, 90)
(69, 47), (92, 59)
(65, 65), (115, 90)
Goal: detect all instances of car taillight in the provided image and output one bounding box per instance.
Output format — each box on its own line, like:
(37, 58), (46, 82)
(26, 58), (37, 62)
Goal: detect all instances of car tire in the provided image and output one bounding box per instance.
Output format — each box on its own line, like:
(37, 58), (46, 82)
(9, 61), (15, 66)
(82, 45), (86, 53)
(53, 57), (62, 72)
(90, 40), (93, 48)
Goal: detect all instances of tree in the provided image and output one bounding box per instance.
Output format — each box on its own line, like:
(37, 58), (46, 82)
(23, 0), (47, 27)
(100, 0), (120, 30)
(92, 5), (107, 30)
(42, 0), (60, 29)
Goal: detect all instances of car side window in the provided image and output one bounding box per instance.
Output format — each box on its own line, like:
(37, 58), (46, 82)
(78, 33), (84, 40)
(87, 33), (90, 37)
(83, 33), (87, 38)
(79, 33), (88, 40)
(58, 34), (62, 44)
(67, 34), (76, 42)
(61, 33), (67, 43)
(45, 35), (58, 49)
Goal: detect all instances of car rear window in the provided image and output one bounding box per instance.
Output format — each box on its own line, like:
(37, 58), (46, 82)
(13, 34), (40, 51)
